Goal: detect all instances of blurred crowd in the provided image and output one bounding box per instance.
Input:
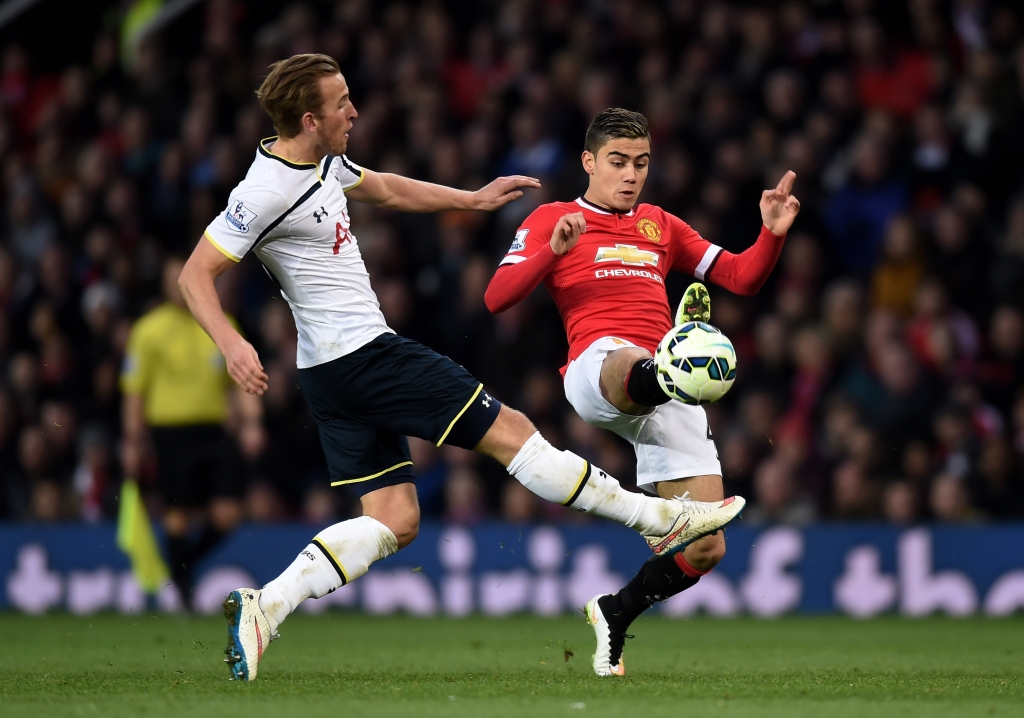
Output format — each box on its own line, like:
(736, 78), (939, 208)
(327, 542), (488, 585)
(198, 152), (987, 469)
(1, 0), (1023, 527)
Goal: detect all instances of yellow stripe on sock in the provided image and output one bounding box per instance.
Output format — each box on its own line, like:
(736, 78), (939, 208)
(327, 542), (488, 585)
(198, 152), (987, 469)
(311, 536), (351, 584)
(435, 384), (483, 447)
(563, 461), (590, 506)
(330, 461), (413, 486)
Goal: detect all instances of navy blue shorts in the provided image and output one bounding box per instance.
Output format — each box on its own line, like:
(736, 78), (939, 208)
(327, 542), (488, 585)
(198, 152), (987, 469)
(297, 332), (502, 496)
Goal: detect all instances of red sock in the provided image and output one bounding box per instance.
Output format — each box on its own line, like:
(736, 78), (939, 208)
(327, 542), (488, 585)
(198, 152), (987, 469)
(674, 553), (709, 578)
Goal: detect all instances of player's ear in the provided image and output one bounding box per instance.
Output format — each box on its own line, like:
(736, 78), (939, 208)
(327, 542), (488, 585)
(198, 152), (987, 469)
(302, 111), (318, 134)
(582, 151), (595, 175)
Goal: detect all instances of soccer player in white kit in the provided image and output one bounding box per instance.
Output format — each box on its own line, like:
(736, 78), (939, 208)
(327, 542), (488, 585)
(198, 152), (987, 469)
(177, 54), (746, 681)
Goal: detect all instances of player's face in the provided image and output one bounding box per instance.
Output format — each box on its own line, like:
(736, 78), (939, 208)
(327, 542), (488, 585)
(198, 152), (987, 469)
(313, 73), (358, 155)
(583, 137), (651, 211)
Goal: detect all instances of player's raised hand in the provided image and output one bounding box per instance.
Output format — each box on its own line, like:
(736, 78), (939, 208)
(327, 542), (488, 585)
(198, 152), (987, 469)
(473, 175), (542, 211)
(224, 337), (269, 395)
(759, 170), (801, 236)
(550, 212), (586, 256)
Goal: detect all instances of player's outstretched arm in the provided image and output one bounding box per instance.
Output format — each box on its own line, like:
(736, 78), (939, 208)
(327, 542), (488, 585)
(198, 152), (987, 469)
(484, 212), (586, 313)
(696, 171), (800, 297)
(178, 238), (268, 395)
(346, 169), (540, 212)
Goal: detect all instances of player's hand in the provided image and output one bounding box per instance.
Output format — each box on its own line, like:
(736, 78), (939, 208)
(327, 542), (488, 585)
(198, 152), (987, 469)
(550, 212), (586, 256)
(224, 337), (268, 395)
(759, 170), (801, 236)
(472, 175), (542, 211)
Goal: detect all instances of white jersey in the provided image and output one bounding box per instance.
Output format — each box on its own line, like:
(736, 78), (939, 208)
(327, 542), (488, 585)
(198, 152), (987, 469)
(205, 138), (391, 369)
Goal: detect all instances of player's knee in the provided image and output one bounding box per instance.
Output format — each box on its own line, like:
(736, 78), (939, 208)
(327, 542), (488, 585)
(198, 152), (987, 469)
(600, 347), (652, 413)
(362, 486), (421, 548)
(379, 503), (420, 548)
(391, 513), (419, 549)
(687, 531), (726, 572)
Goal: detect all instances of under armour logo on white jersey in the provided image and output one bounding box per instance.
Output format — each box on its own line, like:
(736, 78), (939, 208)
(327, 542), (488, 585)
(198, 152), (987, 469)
(313, 206), (329, 223)
(482, 393), (493, 408)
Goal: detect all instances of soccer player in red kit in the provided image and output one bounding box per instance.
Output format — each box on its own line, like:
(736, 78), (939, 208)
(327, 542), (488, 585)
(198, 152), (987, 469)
(485, 109), (801, 676)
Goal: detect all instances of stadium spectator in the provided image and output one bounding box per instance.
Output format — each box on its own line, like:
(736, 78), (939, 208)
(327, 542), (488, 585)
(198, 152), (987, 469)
(744, 457), (817, 526)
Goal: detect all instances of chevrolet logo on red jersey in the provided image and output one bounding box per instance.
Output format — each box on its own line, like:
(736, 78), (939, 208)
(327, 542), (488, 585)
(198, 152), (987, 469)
(594, 244), (659, 268)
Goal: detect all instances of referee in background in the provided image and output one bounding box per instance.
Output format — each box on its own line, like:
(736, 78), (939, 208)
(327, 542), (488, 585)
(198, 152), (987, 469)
(121, 255), (263, 607)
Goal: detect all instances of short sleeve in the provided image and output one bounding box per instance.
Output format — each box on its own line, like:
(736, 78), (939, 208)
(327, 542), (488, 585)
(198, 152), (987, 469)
(120, 322), (152, 396)
(204, 187), (285, 262)
(337, 155), (365, 191)
(667, 213), (723, 280)
(498, 207), (557, 267)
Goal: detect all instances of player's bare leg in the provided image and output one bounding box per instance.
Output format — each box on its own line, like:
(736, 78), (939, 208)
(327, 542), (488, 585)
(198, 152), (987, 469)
(600, 346), (657, 415)
(656, 475), (726, 570)
(475, 405), (742, 551)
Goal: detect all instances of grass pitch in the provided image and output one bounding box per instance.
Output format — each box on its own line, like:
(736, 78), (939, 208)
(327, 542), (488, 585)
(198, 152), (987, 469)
(0, 612), (1020, 718)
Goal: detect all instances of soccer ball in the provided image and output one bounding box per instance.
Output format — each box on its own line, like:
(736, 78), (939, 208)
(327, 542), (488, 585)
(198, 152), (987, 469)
(654, 322), (737, 405)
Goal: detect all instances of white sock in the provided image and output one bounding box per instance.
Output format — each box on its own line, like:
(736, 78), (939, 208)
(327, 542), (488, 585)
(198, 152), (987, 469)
(506, 432), (677, 534)
(258, 516), (398, 632)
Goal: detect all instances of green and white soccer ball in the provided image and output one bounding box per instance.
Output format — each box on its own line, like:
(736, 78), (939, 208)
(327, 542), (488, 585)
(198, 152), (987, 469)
(654, 322), (737, 405)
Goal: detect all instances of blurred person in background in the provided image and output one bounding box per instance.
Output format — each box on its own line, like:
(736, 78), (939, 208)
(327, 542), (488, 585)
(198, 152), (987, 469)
(870, 215), (924, 318)
(831, 460), (881, 520)
(744, 456), (817, 526)
(120, 255), (264, 607)
(882, 480), (922, 525)
(929, 472), (979, 522)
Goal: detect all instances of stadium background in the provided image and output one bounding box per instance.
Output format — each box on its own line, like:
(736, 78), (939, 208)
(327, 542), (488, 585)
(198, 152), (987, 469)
(1, 0), (1024, 616)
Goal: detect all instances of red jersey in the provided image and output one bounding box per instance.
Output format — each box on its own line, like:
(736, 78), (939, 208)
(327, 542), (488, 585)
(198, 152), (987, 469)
(486, 196), (786, 374)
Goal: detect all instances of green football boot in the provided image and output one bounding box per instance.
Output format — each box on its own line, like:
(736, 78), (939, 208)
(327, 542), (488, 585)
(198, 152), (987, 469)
(675, 282), (711, 325)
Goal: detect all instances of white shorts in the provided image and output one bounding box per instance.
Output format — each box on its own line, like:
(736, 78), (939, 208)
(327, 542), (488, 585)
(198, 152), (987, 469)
(563, 336), (722, 494)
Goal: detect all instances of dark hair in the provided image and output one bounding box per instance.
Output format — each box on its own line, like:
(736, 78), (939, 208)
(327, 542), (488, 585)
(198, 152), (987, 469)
(584, 108), (651, 155)
(256, 53), (341, 138)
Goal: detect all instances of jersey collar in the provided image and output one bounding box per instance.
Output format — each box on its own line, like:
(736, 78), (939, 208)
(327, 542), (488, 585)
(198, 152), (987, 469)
(575, 196), (635, 217)
(259, 137), (319, 170)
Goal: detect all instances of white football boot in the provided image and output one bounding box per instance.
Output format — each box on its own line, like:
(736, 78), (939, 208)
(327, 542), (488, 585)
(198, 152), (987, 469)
(223, 588), (278, 681)
(642, 493), (745, 556)
(584, 595), (627, 676)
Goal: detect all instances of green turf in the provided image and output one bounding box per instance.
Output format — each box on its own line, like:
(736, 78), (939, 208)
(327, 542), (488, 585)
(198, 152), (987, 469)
(0, 613), (1021, 718)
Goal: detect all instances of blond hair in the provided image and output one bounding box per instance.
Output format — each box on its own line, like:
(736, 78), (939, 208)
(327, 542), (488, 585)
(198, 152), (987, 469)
(256, 53), (341, 138)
